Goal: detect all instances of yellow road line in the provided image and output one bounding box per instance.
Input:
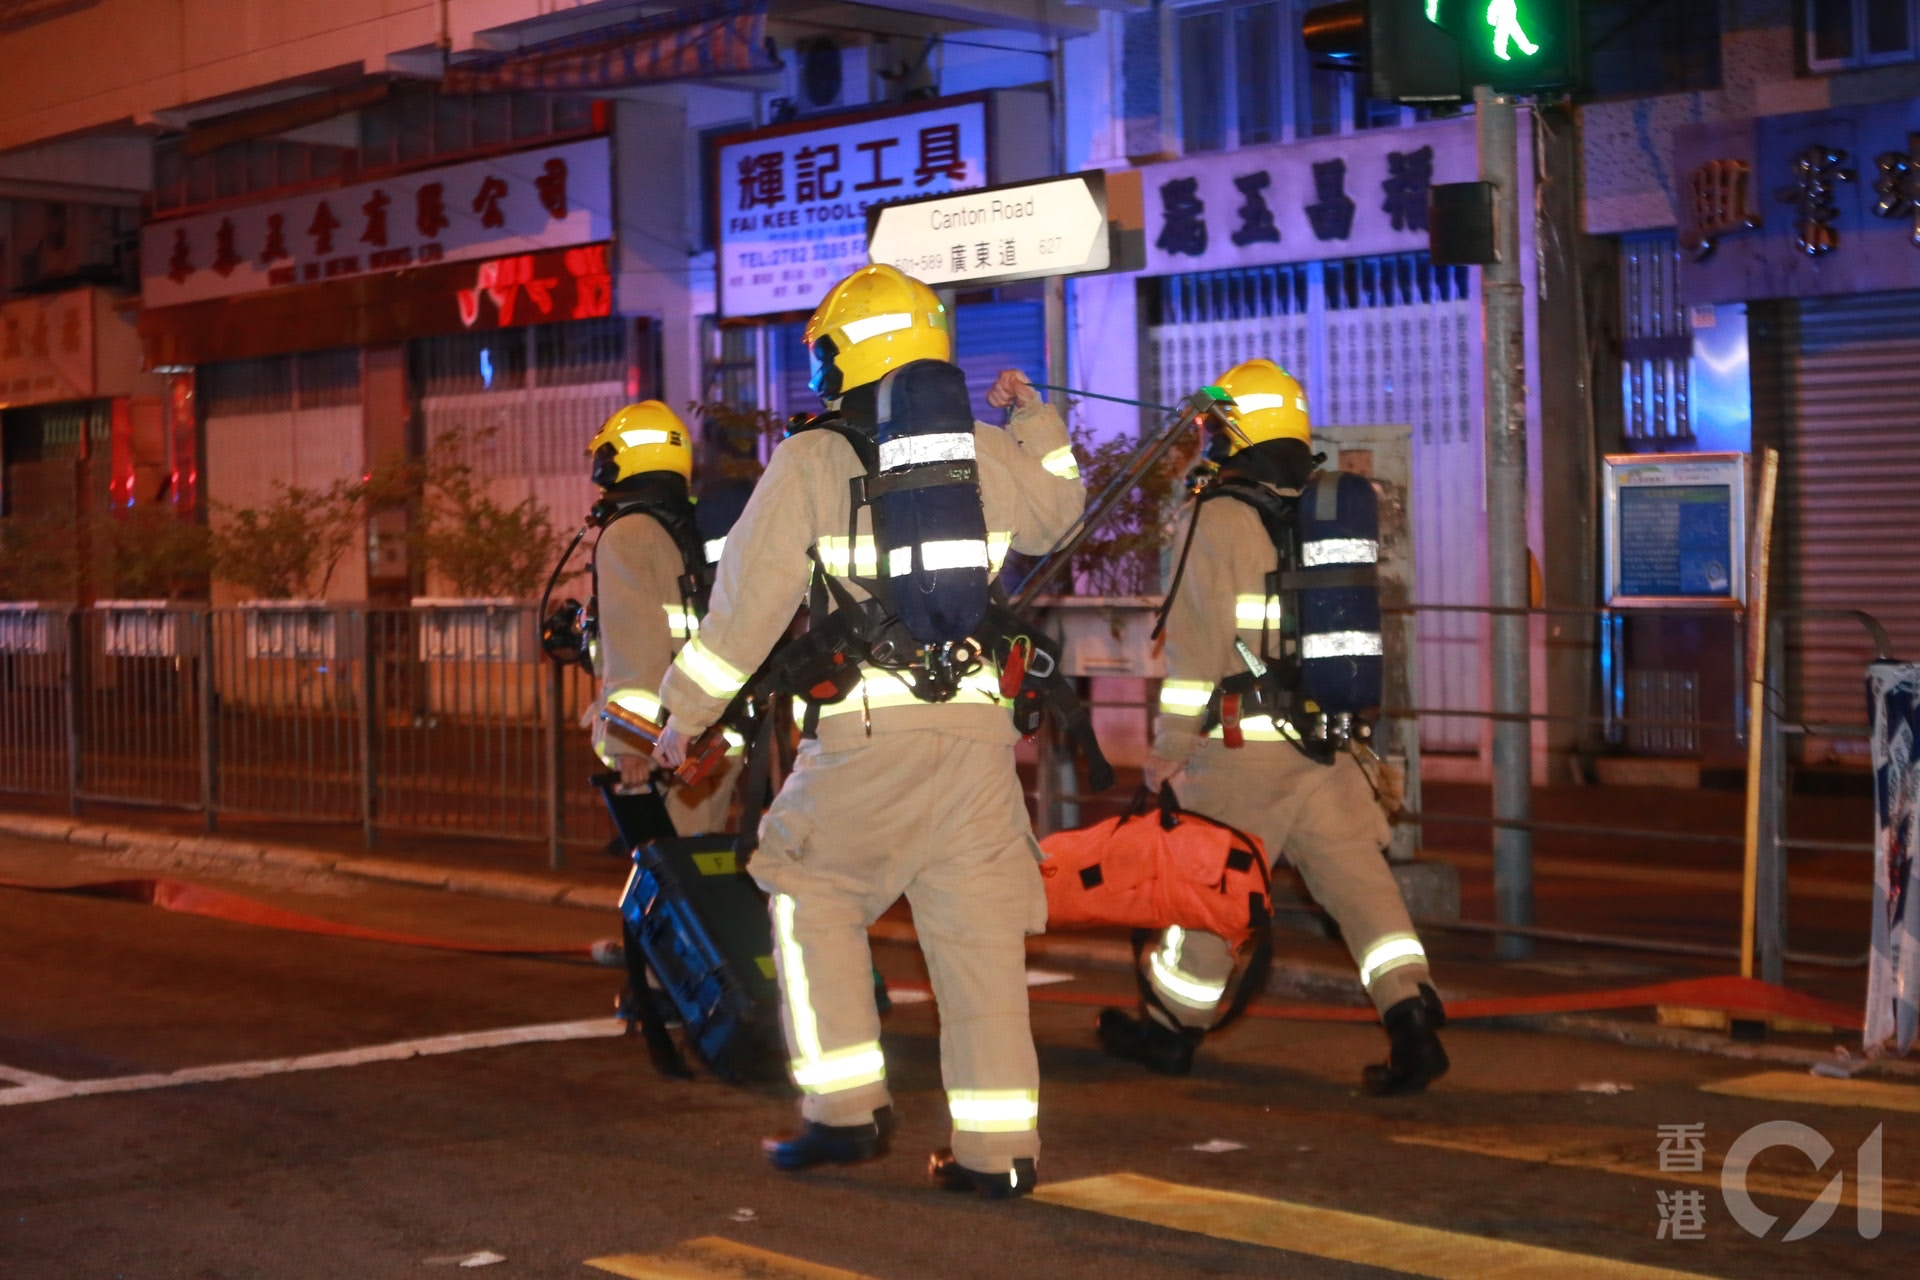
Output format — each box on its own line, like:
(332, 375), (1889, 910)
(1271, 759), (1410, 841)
(1701, 1069), (1920, 1115)
(1035, 1173), (1716, 1280)
(1393, 1131), (1920, 1217)
(586, 1238), (880, 1280)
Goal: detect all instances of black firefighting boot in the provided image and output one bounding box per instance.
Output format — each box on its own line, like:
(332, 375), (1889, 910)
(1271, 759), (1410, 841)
(1362, 984), (1450, 1096)
(762, 1106), (893, 1171)
(928, 1150), (1037, 1200)
(1095, 1007), (1204, 1077)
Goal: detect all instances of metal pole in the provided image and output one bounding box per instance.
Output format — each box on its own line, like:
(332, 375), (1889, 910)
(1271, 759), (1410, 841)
(360, 611), (378, 849)
(545, 656), (565, 870)
(63, 609), (81, 817)
(1755, 611), (1787, 985)
(197, 609), (217, 832)
(1739, 448), (1781, 977)
(1478, 86), (1532, 959)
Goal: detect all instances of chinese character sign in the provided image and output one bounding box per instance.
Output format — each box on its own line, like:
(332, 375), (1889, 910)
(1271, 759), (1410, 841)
(0, 289), (96, 407)
(1141, 119), (1474, 275)
(140, 138), (611, 308)
(717, 101), (988, 317)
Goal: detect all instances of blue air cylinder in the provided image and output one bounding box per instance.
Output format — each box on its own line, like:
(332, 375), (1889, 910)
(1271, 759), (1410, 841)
(869, 359), (991, 642)
(1295, 470), (1383, 713)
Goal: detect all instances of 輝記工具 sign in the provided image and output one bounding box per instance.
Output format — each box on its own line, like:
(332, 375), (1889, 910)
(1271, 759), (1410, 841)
(716, 100), (988, 317)
(866, 173), (1110, 287)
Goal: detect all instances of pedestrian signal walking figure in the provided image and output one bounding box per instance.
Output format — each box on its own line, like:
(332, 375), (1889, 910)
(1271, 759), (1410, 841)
(652, 263), (1086, 1198)
(582, 399), (743, 836)
(1096, 357), (1451, 1095)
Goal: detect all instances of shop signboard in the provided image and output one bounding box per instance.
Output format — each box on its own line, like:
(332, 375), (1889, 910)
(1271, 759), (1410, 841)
(715, 99), (989, 317)
(1135, 117), (1476, 275)
(140, 138), (612, 309)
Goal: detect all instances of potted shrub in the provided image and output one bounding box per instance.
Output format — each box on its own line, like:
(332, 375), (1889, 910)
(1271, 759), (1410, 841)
(211, 481), (361, 661)
(91, 505), (214, 658)
(404, 433), (561, 663)
(0, 516), (77, 655)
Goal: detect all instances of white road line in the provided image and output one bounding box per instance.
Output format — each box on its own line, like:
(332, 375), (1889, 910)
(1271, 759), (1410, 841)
(0, 1018), (625, 1108)
(0, 1063), (65, 1088)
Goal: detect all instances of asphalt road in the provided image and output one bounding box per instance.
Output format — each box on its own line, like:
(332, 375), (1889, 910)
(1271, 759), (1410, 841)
(0, 874), (1910, 1280)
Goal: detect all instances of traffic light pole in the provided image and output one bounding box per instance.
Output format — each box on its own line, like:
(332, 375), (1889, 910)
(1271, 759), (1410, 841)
(1477, 85), (1533, 959)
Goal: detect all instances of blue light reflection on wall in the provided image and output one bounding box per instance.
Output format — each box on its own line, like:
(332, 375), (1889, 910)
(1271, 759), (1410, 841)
(1689, 303), (1752, 455)
(479, 347), (495, 390)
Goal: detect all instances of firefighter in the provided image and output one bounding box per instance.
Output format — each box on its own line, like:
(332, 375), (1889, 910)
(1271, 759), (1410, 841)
(588, 399), (741, 837)
(1097, 358), (1449, 1095)
(654, 264), (1084, 1197)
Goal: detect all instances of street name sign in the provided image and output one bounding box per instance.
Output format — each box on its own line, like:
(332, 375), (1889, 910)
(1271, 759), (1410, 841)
(865, 171), (1115, 288)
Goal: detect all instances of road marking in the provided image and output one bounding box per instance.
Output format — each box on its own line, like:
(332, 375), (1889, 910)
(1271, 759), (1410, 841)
(1702, 1069), (1920, 1115)
(0, 1018), (624, 1108)
(1036, 1173), (1714, 1279)
(1393, 1130), (1920, 1217)
(587, 1237), (879, 1280)
(0, 1063), (64, 1088)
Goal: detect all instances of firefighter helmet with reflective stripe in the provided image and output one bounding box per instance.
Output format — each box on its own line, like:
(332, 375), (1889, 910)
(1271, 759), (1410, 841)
(588, 400), (693, 486)
(805, 264), (951, 399)
(1214, 358), (1310, 451)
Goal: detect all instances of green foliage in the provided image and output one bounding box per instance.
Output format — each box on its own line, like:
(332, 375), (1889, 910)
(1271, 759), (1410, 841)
(94, 504), (214, 600)
(406, 430), (560, 600)
(0, 516), (78, 602)
(210, 482), (360, 601)
(1067, 421), (1202, 598)
(689, 401), (778, 485)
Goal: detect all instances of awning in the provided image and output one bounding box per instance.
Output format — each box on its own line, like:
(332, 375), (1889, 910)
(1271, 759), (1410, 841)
(443, 1), (775, 95)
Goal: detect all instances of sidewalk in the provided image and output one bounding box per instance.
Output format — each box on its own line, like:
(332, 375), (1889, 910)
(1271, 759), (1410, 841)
(2, 787), (1902, 1078)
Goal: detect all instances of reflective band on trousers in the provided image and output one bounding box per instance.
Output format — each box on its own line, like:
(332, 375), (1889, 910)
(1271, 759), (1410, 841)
(878, 432), (975, 471)
(1234, 594), (1281, 628)
(772, 893), (888, 1093)
(886, 538), (989, 577)
(704, 537), (726, 564)
(987, 531), (1013, 573)
(1040, 445), (1080, 479)
(1150, 925), (1228, 1009)
(815, 670), (1001, 717)
(1158, 679), (1214, 716)
(816, 535), (879, 575)
(674, 636), (748, 700)
(1232, 392), (1307, 414)
(839, 312), (913, 345)
(1207, 714), (1299, 742)
(948, 1088), (1039, 1133)
(662, 603), (699, 638)
(1302, 537), (1379, 567)
(1301, 630), (1383, 660)
(608, 687), (663, 723)
(1358, 933), (1428, 990)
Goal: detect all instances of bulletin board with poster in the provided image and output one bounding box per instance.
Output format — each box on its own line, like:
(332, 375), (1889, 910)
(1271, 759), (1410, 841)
(1603, 453), (1749, 608)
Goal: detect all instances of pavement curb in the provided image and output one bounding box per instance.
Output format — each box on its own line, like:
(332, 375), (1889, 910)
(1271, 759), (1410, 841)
(5, 809), (1904, 1078)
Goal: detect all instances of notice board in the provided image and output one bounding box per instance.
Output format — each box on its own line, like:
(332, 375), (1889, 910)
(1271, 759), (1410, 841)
(1603, 453), (1748, 608)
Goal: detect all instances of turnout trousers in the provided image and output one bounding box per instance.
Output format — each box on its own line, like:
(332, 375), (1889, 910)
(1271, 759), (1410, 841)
(1148, 740), (1432, 1028)
(748, 728), (1048, 1173)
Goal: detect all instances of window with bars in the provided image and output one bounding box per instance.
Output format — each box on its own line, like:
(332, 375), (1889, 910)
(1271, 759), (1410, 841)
(414, 319), (630, 398)
(1807, 0), (1920, 69)
(1173, 0), (1410, 154)
(200, 350), (363, 416)
(1618, 232), (1693, 450)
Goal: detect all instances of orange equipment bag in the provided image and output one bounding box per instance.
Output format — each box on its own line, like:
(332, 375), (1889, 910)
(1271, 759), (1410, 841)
(1037, 785), (1272, 945)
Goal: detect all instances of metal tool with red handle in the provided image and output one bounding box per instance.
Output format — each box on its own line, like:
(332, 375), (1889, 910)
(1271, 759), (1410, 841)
(600, 702), (731, 788)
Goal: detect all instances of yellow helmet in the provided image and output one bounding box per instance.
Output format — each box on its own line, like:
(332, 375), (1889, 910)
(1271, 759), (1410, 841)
(1214, 358), (1310, 451)
(588, 400), (693, 486)
(804, 264), (950, 398)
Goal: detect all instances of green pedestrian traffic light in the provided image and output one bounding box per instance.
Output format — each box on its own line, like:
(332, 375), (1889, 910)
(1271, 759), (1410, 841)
(1300, 0), (1579, 104)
